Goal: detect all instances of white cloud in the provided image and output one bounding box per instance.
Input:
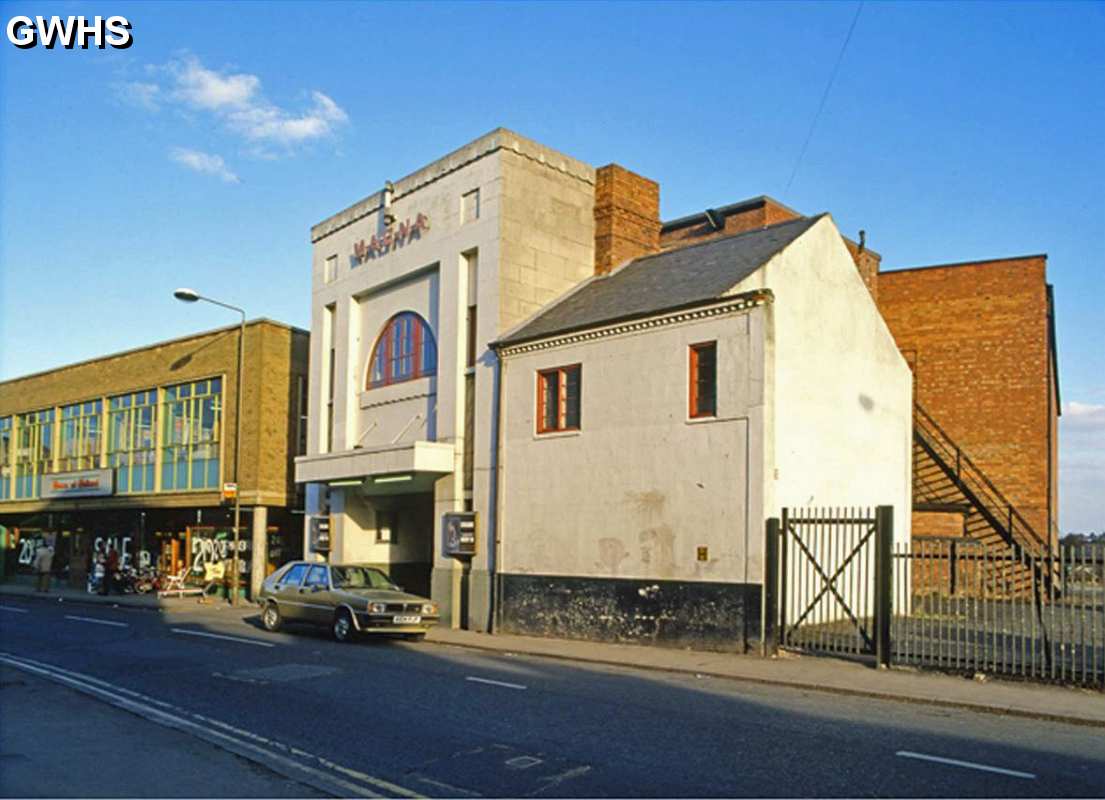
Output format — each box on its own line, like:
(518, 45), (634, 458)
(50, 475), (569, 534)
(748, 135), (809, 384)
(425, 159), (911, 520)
(118, 81), (161, 111)
(169, 148), (240, 183)
(170, 56), (259, 111)
(1059, 400), (1105, 533)
(1062, 401), (1105, 426)
(228, 91), (349, 145)
(131, 55), (348, 153)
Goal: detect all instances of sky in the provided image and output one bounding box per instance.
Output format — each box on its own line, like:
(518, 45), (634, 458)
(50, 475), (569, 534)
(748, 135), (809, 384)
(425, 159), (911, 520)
(0, 1), (1102, 532)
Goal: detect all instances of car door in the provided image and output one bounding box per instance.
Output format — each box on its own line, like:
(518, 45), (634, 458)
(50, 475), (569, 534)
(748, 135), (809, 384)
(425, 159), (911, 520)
(272, 563), (309, 622)
(300, 565), (332, 626)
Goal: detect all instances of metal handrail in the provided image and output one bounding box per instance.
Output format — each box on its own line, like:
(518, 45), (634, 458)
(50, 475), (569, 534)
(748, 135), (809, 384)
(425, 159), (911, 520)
(913, 403), (1048, 552)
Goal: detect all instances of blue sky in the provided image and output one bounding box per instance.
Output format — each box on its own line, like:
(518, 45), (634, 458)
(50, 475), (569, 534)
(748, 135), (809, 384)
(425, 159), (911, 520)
(1, 1), (1102, 531)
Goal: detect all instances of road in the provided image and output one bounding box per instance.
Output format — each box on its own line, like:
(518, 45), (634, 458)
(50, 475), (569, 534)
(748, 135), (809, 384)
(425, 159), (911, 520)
(1, 597), (1102, 798)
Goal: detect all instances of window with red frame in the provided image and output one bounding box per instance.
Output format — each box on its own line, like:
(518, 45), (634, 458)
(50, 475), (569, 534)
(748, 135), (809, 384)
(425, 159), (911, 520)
(367, 312), (437, 389)
(689, 342), (717, 418)
(537, 365), (581, 433)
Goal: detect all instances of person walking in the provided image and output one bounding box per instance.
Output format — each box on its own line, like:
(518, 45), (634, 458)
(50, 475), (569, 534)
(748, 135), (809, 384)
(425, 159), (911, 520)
(101, 545), (119, 596)
(33, 540), (54, 593)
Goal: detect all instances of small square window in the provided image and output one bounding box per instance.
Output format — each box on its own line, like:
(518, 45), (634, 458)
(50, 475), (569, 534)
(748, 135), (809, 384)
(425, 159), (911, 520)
(461, 189), (480, 224)
(689, 342), (717, 418)
(324, 255), (338, 283)
(537, 364), (582, 433)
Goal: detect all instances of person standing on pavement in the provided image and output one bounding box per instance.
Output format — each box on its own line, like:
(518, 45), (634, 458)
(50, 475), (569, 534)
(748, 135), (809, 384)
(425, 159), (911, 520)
(101, 545), (119, 596)
(33, 540), (54, 593)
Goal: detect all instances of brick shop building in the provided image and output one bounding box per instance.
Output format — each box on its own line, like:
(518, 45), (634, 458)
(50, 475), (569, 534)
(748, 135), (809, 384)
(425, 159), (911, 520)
(0, 319), (309, 596)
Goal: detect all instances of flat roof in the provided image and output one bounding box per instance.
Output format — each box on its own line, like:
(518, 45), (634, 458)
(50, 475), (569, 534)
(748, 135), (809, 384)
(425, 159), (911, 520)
(881, 253), (1048, 275)
(661, 195), (803, 232)
(0, 318), (307, 387)
(310, 127), (595, 243)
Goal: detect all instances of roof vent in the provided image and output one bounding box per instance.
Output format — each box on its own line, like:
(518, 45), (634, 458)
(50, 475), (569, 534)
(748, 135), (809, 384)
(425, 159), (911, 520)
(704, 208), (724, 231)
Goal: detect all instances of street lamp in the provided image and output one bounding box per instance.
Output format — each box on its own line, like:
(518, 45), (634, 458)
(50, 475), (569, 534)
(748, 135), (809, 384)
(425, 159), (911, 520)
(173, 287), (245, 606)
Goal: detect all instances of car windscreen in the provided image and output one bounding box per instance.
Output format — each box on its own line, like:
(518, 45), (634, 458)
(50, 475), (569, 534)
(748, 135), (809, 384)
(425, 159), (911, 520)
(330, 566), (398, 590)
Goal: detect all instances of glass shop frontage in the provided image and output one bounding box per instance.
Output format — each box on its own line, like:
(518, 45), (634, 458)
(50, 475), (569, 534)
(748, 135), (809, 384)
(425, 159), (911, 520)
(0, 504), (303, 597)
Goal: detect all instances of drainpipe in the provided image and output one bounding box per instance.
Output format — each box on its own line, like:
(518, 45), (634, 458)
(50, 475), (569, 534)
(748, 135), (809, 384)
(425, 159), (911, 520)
(486, 350), (504, 633)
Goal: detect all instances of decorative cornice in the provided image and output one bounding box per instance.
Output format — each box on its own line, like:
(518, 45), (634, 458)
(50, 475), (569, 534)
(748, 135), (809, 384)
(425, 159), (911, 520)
(497, 292), (772, 357)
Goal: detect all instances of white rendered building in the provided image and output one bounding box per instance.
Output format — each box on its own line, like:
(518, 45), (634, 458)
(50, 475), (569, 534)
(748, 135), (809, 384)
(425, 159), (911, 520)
(297, 129), (912, 646)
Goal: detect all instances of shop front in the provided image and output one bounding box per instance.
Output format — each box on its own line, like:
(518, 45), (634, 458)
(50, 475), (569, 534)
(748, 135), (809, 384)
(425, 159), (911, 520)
(0, 501), (304, 596)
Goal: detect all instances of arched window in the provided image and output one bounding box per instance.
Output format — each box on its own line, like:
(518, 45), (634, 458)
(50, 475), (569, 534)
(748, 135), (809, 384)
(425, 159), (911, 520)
(367, 312), (437, 389)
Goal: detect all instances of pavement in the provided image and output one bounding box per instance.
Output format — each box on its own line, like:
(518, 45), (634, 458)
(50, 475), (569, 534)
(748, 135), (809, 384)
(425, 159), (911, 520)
(0, 663), (325, 799)
(3, 578), (1102, 729)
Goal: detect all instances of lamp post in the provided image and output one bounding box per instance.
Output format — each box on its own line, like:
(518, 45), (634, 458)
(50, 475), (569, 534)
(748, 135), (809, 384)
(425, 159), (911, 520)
(173, 288), (245, 606)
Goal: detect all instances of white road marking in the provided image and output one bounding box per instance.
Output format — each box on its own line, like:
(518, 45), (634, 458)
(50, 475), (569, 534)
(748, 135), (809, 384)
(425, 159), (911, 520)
(414, 775), (482, 797)
(0, 652), (423, 798)
(465, 676), (527, 690)
(0, 606), (29, 613)
(64, 615), (128, 628)
(534, 765), (593, 795)
(10, 652), (175, 709)
(896, 750), (1036, 779)
(171, 628), (275, 648)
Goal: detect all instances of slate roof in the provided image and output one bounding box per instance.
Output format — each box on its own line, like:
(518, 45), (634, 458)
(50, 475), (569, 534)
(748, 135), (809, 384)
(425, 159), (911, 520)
(494, 214), (824, 348)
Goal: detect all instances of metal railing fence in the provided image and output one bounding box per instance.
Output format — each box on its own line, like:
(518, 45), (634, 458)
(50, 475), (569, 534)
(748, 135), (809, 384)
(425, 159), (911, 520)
(893, 539), (1104, 687)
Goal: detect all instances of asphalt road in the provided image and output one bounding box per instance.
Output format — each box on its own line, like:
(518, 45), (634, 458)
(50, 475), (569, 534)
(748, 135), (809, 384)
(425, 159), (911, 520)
(1, 597), (1102, 798)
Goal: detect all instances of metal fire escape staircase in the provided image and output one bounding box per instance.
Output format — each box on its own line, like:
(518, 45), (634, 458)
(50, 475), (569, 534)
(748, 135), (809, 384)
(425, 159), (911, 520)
(912, 403), (1054, 593)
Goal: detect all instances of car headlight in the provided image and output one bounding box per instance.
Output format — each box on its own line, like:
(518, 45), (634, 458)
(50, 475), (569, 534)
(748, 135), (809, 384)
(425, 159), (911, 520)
(368, 602), (387, 614)
(422, 603), (437, 616)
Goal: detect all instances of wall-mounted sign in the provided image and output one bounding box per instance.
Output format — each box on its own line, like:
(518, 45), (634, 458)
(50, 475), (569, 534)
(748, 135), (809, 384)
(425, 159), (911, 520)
(309, 516), (331, 553)
(442, 512), (477, 558)
(221, 482), (238, 503)
(353, 212), (430, 263)
(40, 468), (114, 499)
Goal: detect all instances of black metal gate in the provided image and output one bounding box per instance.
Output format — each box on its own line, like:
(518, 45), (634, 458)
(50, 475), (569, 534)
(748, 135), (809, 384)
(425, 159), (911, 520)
(763, 506), (893, 665)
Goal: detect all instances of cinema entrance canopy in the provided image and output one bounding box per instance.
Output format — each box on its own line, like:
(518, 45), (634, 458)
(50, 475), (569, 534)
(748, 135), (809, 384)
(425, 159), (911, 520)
(295, 441), (454, 495)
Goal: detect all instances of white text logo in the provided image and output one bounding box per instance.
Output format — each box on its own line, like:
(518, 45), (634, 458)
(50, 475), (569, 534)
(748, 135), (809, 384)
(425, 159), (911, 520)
(6, 15), (132, 49)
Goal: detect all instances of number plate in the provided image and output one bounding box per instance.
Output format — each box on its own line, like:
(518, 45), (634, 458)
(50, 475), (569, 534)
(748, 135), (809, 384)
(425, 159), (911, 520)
(393, 614), (421, 624)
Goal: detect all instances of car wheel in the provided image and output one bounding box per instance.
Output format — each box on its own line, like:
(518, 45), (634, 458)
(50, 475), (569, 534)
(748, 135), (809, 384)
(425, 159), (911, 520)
(262, 602), (282, 632)
(332, 609), (354, 643)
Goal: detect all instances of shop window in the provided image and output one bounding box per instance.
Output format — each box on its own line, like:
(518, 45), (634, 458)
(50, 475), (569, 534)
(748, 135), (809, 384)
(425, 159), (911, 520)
(537, 365), (581, 434)
(108, 390), (157, 494)
(161, 378), (222, 492)
(689, 342), (717, 418)
(14, 409), (53, 499)
(376, 510), (397, 544)
(0, 416), (11, 500)
(367, 312), (437, 389)
(59, 399), (103, 471)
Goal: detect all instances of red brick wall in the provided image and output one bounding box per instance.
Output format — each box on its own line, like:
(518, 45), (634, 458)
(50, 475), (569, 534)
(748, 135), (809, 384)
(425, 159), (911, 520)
(659, 199), (880, 302)
(843, 240), (881, 304)
(877, 257), (1057, 545)
(593, 164), (660, 275)
(659, 199), (801, 249)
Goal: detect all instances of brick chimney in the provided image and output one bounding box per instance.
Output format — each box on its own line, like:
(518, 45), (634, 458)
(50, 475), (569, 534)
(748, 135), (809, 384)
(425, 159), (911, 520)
(594, 164), (661, 275)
